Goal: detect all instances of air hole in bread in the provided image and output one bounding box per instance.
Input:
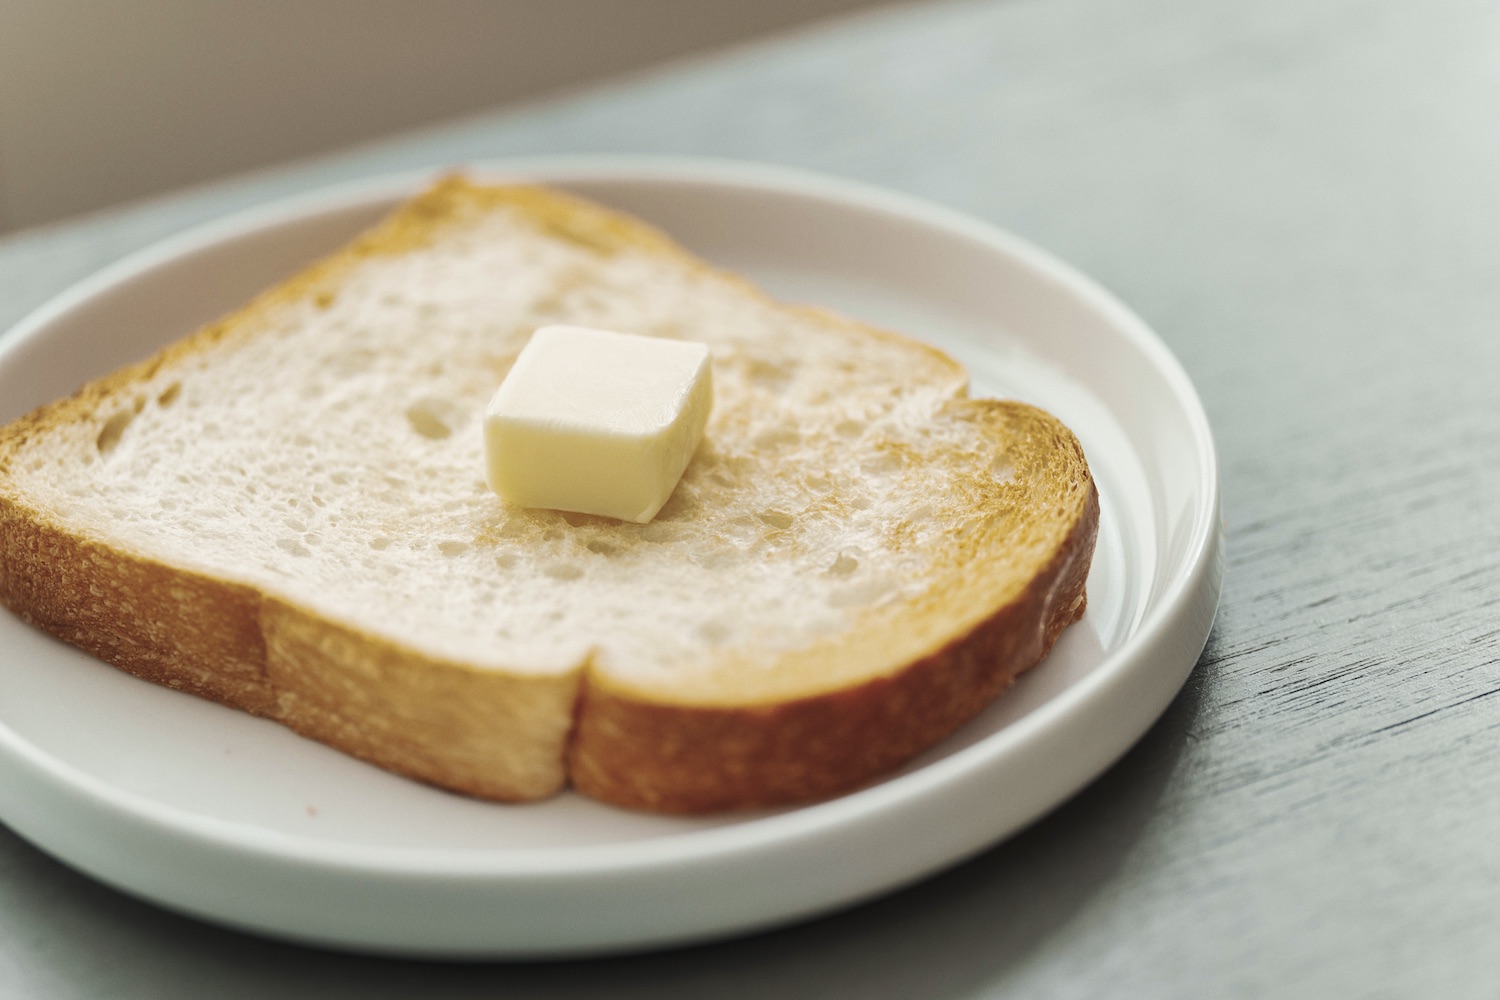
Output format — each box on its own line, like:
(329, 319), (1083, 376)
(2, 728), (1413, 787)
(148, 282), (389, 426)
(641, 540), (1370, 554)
(370, 536), (391, 550)
(991, 458), (1016, 484)
(438, 540), (468, 557)
(285, 517), (308, 533)
(95, 411), (134, 456)
(276, 537), (312, 558)
(746, 359), (791, 392)
(544, 562), (583, 581)
(757, 510), (794, 530)
(835, 419), (865, 439)
(405, 397), (463, 441)
(586, 539), (620, 556)
(827, 549), (860, 577)
(157, 382), (182, 407)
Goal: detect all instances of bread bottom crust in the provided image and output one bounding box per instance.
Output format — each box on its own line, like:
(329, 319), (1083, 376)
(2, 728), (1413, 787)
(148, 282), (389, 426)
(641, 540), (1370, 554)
(567, 483), (1099, 813)
(0, 504), (277, 714)
(1, 474), (1097, 812)
(0, 497), (576, 802)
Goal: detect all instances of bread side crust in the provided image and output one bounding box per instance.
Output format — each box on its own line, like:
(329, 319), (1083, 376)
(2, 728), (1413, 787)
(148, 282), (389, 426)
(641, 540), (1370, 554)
(0, 493), (275, 712)
(0, 494), (578, 799)
(262, 598), (577, 800)
(569, 458), (1099, 813)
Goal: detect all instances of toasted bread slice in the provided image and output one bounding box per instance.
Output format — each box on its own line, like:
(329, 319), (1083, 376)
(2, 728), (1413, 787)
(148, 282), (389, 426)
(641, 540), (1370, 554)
(0, 178), (1097, 812)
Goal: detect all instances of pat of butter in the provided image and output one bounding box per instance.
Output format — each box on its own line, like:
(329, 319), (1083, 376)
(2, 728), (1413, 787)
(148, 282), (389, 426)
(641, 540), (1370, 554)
(483, 325), (713, 523)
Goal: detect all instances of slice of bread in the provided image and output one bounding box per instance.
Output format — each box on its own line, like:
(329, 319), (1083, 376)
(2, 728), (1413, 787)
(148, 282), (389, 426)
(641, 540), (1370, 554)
(0, 177), (1098, 812)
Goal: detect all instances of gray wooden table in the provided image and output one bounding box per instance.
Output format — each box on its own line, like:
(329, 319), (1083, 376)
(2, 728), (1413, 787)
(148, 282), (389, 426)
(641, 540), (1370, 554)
(3, 0), (1497, 995)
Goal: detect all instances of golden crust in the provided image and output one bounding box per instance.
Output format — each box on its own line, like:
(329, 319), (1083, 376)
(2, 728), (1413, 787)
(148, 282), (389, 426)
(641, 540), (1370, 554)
(261, 597), (578, 800)
(0, 177), (1099, 812)
(569, 462), (1098, 813)
(0, 493), (275, 713)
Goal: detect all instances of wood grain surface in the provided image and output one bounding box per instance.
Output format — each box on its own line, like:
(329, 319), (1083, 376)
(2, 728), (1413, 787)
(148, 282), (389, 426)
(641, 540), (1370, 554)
(2, 0), (1498, 996)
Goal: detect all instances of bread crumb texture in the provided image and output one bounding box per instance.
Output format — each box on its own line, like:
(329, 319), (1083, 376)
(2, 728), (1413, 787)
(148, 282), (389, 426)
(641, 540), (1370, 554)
(0, 177), (1097, 811)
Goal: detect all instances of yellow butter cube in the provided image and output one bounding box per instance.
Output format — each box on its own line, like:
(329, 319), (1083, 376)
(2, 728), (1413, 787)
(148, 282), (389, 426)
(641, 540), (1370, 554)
(483, 326), (713, 523)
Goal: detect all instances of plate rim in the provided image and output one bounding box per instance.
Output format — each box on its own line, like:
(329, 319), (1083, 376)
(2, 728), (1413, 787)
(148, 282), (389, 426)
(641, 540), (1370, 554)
(0, 155), (1222, 943)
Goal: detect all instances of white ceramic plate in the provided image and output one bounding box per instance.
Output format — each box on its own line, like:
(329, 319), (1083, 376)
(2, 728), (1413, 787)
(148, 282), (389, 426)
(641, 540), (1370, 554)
(0, 158), (1221, 958)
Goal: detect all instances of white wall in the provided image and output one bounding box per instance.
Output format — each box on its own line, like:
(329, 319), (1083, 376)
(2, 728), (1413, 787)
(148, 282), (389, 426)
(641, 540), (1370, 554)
(0, 0), (879, 234)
